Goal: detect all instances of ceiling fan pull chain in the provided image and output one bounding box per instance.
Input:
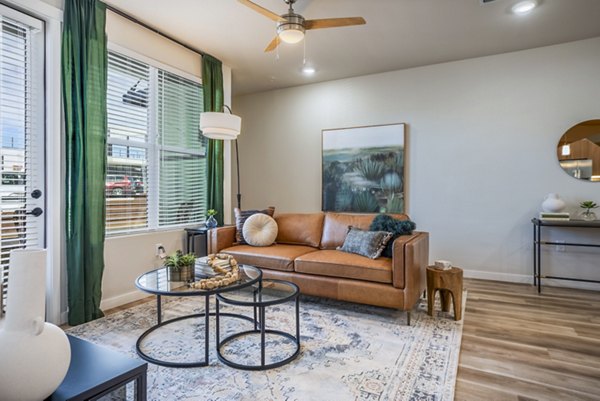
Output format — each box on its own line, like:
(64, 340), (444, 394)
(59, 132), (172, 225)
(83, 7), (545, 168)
(303, 35), (306, 65)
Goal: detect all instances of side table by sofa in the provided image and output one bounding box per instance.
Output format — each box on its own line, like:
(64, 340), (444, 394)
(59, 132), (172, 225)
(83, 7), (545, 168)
(426, 266), (463, 321)
(185, 227), (208, 257)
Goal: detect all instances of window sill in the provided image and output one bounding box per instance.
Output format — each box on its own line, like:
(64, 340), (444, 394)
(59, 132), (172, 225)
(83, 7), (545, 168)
(106, 224), (205, 240)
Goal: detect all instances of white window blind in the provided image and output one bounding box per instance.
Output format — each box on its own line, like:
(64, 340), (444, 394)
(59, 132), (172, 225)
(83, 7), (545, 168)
(106, 49), (205, 234)
(106, 52), (150, 232)
(0, 8), (45, 314)
(157, 70), (205, 226)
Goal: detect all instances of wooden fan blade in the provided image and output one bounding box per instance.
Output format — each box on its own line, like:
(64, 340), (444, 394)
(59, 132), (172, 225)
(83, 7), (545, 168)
(264, 36), (281, 52)
(238, 0), (287, 22)
(305, 17), (366, 30)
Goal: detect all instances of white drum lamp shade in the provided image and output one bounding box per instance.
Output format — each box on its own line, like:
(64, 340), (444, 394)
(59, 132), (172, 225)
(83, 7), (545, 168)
(200, 112), (241, 140)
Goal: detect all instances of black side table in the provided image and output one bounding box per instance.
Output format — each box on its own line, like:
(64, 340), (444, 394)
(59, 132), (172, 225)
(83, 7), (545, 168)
(48, 335), (147, 401)
(216, 279), (301, 370)
(185, 227), (208, 257)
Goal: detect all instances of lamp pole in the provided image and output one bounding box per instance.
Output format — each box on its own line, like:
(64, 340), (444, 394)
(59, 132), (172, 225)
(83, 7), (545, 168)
(235, 138), (241, 209)
(222, 105), (241, 209)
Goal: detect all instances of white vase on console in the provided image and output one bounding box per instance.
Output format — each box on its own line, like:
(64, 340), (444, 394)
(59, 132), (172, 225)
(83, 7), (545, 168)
(0, 249), (71, 401)
(541, 193), (566, 213)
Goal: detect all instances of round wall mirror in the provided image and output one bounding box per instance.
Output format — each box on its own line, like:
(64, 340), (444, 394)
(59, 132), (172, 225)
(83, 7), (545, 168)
(557, 119), (600, 182)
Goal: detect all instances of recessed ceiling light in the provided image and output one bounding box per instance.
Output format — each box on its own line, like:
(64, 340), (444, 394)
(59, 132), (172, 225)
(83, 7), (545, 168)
(511, 0), (537, 15)
(302, 66), (316, 75)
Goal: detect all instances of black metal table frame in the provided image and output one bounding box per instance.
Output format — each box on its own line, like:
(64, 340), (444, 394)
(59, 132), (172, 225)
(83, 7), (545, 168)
(532, 218), (600, 293)
(135, 268), (262, 368)
(215, 279), (301, 370)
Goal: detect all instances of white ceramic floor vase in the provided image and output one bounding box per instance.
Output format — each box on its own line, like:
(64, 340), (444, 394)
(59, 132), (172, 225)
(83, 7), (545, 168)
(0, 249), (71, 401)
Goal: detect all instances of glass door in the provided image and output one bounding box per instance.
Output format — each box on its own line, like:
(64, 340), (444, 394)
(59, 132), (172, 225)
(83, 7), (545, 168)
(0, 5), (45, 314)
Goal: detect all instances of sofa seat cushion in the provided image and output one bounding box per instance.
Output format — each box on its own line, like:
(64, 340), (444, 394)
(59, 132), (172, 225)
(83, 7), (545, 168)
(221, 244), (318, 272)
(294, 250), (392, 284)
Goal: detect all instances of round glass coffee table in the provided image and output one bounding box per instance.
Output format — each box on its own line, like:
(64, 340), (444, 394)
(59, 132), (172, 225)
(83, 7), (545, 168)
(135, 263), (262, 368)
(215, 279), (300, 370)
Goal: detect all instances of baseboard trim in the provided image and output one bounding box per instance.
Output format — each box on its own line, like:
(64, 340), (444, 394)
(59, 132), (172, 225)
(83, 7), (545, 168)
(96, 270), (598, 312)
(463, 269), (600, 291)
(100, 290), (148, 311)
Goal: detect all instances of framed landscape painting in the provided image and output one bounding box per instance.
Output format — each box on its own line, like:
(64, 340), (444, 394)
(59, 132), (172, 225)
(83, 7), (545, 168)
(322, 123), (406, 214)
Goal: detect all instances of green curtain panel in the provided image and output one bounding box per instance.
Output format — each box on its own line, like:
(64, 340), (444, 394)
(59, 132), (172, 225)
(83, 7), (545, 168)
(202, 55), (225, 224)
(62, 0), (108, 325)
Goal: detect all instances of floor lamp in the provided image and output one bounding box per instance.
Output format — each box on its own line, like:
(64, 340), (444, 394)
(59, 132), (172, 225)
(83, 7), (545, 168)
(199, 105), (243, 209)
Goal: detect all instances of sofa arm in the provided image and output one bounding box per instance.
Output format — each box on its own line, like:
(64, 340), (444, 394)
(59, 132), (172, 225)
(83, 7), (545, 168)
(207, 226), (236, 254)
(392, 231), (429, 310)
(391, 231), (429, 296)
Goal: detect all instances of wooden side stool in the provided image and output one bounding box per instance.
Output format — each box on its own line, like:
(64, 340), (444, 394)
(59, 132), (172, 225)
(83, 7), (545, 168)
(426, 266), (463, 321)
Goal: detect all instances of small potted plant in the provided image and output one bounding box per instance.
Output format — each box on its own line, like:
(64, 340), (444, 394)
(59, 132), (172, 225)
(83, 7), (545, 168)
(164, 250), (196, 282)
(206, 209), (218, 229)
(579, 201), (598, 221)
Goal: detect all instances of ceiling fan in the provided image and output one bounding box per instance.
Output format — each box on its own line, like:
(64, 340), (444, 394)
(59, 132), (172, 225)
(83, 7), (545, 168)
(238, 0), (366, 52)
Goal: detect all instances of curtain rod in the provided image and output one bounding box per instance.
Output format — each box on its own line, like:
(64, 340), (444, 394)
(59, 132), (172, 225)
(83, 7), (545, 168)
(103, 3), (211, 58)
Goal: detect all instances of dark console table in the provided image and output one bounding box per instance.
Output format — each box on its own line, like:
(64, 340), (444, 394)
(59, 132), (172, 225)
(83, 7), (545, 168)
(48, 335), (147, 401)
(531, 218), (600, 293)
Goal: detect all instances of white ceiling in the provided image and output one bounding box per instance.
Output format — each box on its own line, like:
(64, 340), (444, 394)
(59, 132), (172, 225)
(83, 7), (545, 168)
(103, 0), (600, 96)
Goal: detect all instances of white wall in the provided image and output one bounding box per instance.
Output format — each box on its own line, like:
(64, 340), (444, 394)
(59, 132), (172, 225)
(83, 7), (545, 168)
(234, 37), (600, 289)
(101, 230), (185, 310)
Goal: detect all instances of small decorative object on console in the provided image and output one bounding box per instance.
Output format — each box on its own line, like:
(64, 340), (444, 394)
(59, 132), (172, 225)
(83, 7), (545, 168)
(579, 200), (598, 221)
(190, 254), (240, 290)
(539, 212), (570, 221)
(434, 260), (452, 270)
(206, 209), (218, 229)
(541, 193), (566, 213)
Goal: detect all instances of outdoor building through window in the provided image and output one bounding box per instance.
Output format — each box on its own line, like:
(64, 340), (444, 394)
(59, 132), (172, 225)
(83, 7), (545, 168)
(106, 50), (206, 233)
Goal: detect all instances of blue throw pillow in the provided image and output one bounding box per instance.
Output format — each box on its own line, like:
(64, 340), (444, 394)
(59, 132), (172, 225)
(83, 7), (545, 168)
(369, 214), (416, 258)
(337, 227), (393, 259)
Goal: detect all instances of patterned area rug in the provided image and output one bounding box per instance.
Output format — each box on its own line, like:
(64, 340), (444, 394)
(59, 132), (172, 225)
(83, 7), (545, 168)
(67, 293), (465, 401)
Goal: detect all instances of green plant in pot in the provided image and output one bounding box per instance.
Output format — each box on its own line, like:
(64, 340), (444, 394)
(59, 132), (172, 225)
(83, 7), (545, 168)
(206, 209), (218, 229)
(579, 201), (598, 221)
(164, 250), (196, 282)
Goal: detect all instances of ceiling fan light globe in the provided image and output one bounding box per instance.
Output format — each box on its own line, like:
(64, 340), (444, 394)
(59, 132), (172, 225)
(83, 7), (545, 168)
(278, 28), (304, 44)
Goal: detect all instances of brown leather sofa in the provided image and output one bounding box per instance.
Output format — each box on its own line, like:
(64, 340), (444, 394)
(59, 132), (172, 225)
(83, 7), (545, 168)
(208, 212), (429, 324)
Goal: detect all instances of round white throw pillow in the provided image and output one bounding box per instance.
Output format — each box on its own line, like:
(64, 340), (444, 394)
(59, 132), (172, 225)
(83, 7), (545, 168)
(242, 213), (278, 247)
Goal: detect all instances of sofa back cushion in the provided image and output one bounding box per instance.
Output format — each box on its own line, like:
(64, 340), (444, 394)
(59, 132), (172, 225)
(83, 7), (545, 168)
(275, 213), (324, 248)
(320, 213), (408, 250)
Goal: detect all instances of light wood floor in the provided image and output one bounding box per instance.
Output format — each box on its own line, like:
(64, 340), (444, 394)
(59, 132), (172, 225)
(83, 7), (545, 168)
(456, 279), (600, 401)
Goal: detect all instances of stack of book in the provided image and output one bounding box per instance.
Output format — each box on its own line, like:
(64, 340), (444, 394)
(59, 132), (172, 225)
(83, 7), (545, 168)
(539, 212), (570, 221)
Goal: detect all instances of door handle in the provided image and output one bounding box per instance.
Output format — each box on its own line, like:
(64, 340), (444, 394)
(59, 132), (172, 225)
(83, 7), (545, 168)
(26, 207), (43, 217)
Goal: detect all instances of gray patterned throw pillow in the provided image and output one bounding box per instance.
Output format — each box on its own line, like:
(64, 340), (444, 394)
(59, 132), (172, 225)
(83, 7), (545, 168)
(337, 226), (393, 259)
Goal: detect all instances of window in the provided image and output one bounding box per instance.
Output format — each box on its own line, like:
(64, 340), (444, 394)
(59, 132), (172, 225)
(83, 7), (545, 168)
(106, 50), (206, 234)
